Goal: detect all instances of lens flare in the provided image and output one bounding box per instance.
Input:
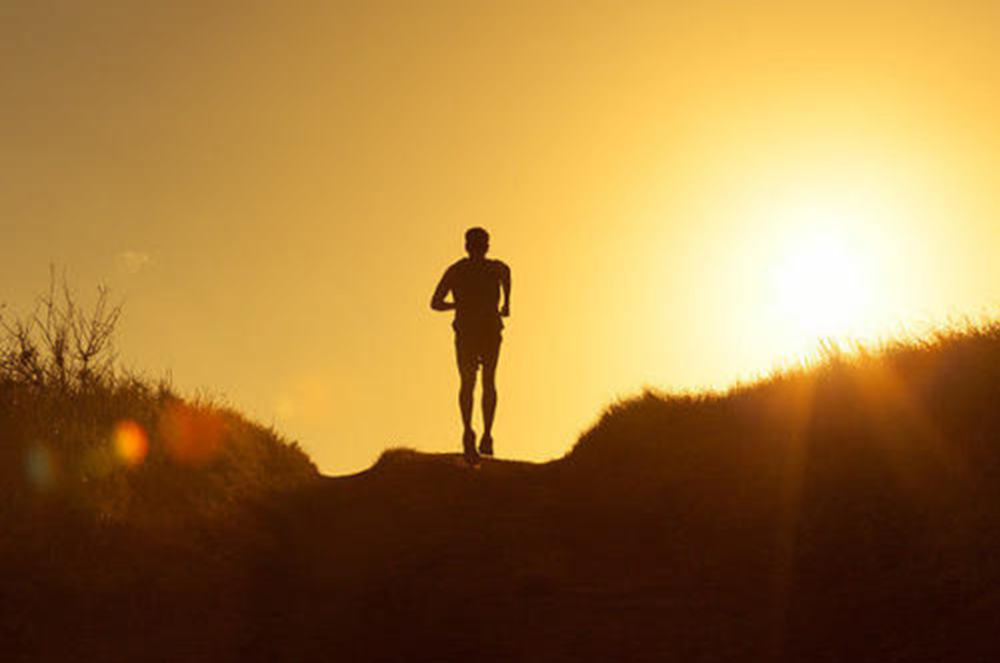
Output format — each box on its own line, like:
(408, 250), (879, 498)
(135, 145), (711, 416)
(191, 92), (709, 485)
(158, 403), (226, 466)
(25, 443), (56, 490)
(114, 419), (149, 466)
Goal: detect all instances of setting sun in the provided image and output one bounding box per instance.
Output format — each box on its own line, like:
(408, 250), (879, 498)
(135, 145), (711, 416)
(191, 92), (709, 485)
(771, 228), (872, 341)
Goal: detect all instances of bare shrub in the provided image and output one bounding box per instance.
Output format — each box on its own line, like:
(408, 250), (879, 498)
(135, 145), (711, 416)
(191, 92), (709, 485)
(1, 269), (318, 534)
(0, 267), (122, 390)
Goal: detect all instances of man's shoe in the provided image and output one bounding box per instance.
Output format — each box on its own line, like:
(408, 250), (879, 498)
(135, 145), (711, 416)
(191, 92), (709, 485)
(478, 434), (494, 457)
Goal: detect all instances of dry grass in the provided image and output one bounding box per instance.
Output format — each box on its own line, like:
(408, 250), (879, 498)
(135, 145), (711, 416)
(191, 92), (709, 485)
(0, 276), (318, 551)
(3, 275), (998, 661)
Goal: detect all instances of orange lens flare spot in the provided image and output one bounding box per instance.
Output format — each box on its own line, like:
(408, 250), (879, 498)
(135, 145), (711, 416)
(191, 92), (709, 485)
(158, 403), (226, 466)
(114, 420), (149, 466)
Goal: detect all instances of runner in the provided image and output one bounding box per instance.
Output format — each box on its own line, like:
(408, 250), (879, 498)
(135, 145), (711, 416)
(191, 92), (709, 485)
(431, 227), (511, 464)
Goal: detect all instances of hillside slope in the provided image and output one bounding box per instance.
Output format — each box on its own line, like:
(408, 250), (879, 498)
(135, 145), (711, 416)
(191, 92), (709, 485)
(250, 325), (1000, 662)
(4, 324), (999, 662)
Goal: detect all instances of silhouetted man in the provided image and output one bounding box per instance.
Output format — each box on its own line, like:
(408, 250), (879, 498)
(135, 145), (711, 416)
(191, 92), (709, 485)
(431, 227), (511, 464)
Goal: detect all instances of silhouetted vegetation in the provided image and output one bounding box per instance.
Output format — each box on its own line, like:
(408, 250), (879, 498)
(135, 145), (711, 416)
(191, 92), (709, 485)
(568, 321), (1000, 522)
(0, 274), (317, 545)
(262, 321), (1000, 662)
(0, 276), (320, 659)
(3, 287), (998, 661)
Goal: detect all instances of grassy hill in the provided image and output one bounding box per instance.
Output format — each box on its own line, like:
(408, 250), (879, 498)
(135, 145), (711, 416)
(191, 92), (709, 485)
(0, 283), (318, 660)
(2, 284), (998, 661)
(250, 322), (1000, 662)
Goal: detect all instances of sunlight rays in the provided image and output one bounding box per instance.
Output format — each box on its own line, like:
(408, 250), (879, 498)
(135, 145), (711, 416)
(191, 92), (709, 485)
(850, 353), (969, 498)
(767, 375), (817, 659)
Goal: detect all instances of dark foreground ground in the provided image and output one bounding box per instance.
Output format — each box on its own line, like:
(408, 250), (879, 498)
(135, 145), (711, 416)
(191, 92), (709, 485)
(4, 326), (999, 662)
(7, 444), (998, 663)
(259, 448), (1000, 663)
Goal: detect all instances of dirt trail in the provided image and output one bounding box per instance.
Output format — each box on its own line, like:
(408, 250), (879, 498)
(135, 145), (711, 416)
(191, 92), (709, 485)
(241, 450), (1000, 662)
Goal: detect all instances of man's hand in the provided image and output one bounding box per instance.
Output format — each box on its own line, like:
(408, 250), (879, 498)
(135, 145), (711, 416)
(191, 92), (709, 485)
(499, 262), (511, 319)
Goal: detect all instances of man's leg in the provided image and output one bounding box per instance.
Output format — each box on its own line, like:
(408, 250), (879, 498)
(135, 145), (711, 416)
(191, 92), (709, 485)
(455, 335), (478, 459)
(479, 334), (501, 455)
(459, 371), (475, 433)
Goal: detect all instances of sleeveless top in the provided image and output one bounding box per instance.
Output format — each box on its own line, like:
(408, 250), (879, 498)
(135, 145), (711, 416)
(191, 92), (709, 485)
(448, 258), (505, 335)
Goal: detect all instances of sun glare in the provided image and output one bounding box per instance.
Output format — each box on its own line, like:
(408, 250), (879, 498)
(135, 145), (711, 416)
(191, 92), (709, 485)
(771, 229), (872, 340)
(724, 175), (917, 365)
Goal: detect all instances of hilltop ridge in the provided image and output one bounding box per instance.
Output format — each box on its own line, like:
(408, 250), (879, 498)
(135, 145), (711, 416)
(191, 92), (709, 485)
(257, 322), (1000, 662)
(3, 321), (999, 661)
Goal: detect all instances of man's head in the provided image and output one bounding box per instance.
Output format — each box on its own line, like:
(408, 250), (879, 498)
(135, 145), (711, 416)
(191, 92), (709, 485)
(465, 227), (490, 258)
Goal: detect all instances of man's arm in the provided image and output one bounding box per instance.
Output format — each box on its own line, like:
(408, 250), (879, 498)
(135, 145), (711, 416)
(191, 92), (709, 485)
(430, 267), (455, 311)
(499, 262), (511, 317)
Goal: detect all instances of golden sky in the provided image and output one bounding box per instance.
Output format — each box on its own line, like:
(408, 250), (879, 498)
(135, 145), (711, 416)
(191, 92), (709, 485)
(2, 1), (998, 473)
